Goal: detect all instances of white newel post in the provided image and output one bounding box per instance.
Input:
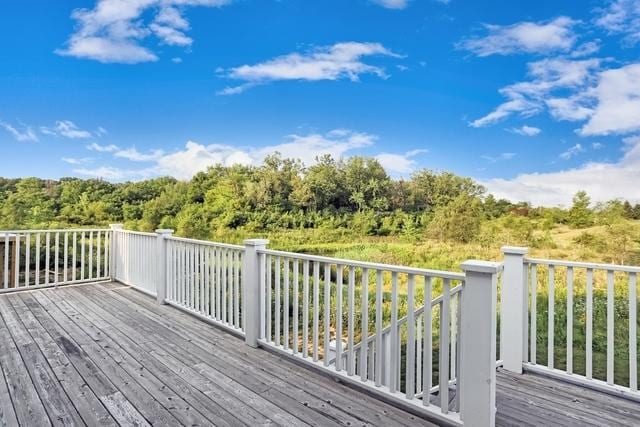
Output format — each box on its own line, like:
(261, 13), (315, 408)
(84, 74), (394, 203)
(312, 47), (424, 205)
(156, 229), (174, 304)
(109, 224), (123, 281)
(243, 239), (269, 348)
(501, 246), (528, 374)
(459, 260), (500, 427)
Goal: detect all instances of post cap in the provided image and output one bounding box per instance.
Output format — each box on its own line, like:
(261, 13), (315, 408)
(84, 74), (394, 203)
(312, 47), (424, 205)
(460, 260), (502, 274)
(155, 229), (174, 235)
(501, 246), (528, 255)
(109, 224), (124, 230)
(243, 238), (269, 247)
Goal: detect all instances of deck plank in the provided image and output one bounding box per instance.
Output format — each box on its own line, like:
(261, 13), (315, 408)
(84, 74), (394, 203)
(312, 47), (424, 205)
(54, 287), (261, 427)
(0, 295), (97, 427)
(0, 298), (51, 426)
(1, 282), (638, 427)
(0, 363), (18, 427)
(6, 294), (118, 426)
(41, 289), (219, 427)
(94, 283), (424, 427)
(75, 285), (362, 427)
(24, 291), (180, 426)
(17, 292), (150, 427)
(497, 370), (640, 426)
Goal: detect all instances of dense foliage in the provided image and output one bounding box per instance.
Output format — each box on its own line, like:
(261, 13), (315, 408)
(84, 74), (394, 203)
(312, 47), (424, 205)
(1, 155), (640, 264)
(0, 155), (640, 261)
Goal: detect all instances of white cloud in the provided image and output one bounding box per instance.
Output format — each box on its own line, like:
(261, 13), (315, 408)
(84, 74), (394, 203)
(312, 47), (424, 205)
(62, 157), (93, 165)
(592, 142), (605, 149)
(57, 0), (232, 63)
(86, 142), (164, 162)
(595, 0), (640, 45)
(458, 17), (578, 57)
(370, 0), (410, 9)
(218, 42), (401, 94)
(87, 142), (118, 152)
(470, 58), (602, 127)
(0, 121), (38, 142)
(578, 63), (640, 136)
(375, 149), (428, 174)
(155, 141), (253, 179)
(483, 136), (640, 206)
(73, 165), (156, 180)
(74, 166), (128, 180)
(157, 129), (378, 179)
(481, 152), (516, 163)
(171, 57), (183, 64)
(546, 95), (595, 121)
(113, 147), (165, 162)
(570, 40), (601, 58)
(78, 129), (425, 181)
(41, 120), (93, 139)
(508, 125), (541, 136)
(559, 143), (584, 159)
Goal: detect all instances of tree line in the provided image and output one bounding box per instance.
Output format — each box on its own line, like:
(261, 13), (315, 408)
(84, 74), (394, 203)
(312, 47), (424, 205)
(1, 155), (639, 246)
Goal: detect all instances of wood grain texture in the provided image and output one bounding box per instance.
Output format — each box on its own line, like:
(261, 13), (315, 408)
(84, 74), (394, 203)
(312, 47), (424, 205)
(0, 282), (636, 427)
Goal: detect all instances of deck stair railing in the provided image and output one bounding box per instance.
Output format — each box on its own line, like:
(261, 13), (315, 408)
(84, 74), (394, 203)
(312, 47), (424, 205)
(244, 244), (500, 427)
(500, 246), (640, 402)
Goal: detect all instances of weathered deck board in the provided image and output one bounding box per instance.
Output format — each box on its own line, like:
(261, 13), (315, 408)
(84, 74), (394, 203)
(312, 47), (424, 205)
(89, 282), (422, 427)
(0, 282), (637, 426)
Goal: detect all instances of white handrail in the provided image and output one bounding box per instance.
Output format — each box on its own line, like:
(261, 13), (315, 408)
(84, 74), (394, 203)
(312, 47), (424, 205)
(167, 235), (244, 250)
(526, 257), (640, 273)
(258, 248), (466, 281)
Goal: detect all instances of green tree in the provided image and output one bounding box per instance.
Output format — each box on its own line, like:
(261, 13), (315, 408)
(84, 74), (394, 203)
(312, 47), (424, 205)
(427, 194), (483, 243)
(568, 191), (593, 228)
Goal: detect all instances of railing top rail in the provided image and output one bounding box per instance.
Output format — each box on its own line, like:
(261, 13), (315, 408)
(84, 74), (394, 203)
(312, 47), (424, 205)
(115, 229), (157, 237)
(0, 228), (111, 234)
(526, 257), (640, 273)
(166, 235), (244, 251)
(257, 248), (466, 280)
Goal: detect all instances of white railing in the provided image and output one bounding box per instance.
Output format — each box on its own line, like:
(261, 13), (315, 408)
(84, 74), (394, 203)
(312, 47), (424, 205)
(164, 235), (245, 333)
(245, 247), (500, 426)
(0, 228), (111, 292)
(111, 226), (158, 296)
(501, 247), (640, 402)
(0, 226), (501, 426)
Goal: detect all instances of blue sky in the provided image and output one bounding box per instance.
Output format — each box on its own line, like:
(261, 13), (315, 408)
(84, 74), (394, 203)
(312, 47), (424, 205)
(1, 0), (639, 206)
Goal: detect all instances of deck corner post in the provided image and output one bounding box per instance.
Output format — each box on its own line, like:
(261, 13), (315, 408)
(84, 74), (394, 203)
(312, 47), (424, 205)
(459, 260), (500, 427)
(501, 246), (529, 374)
(155, 229), (174, 304)
(243, 238), (269, 348)
(109, 224), (123, 281)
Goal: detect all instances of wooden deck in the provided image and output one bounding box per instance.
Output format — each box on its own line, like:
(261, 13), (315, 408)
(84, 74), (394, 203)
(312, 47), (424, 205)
(0, 282), (636, 426)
